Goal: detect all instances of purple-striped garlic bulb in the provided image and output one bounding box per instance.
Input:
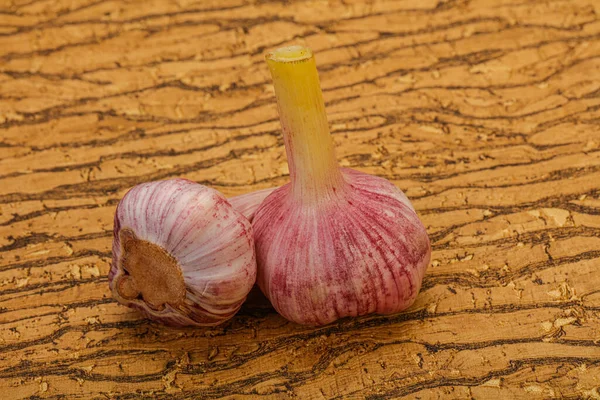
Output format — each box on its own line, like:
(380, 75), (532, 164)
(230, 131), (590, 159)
(252, 46), (431, 326)
(109, 178), (256, 327)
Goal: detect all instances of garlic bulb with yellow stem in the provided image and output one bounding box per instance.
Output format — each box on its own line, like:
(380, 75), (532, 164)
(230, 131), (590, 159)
(252, 46), (431, 326)
(109, 178), (256, 326)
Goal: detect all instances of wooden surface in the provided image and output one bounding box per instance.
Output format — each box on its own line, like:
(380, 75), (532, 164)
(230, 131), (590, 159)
(1, 0), (600, 398)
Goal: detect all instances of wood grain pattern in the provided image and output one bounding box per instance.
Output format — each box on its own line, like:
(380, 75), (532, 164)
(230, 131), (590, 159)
(1, 0), (600, 398)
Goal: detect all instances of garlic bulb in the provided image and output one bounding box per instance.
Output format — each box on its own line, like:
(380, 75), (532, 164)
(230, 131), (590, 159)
(252, 46), (431, 326)
(229, 187), (276, 222)
(109, 178), (256, 326)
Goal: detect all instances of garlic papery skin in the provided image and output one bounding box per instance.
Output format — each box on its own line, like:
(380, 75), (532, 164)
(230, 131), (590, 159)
(229, 187), (276, 222)
(109, 178), (256, 327)
(252, 46), (431, 326)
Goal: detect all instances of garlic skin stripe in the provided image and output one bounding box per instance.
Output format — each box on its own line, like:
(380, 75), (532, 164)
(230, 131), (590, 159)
(109, 179), (257, 327)
(252, 46), (431, 326)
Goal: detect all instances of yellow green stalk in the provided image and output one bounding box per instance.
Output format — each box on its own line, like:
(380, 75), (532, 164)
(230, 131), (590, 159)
(266, 46), (343, 201)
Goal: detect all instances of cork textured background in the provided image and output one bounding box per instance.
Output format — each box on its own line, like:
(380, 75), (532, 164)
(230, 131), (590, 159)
(1, 0), (600, 398)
